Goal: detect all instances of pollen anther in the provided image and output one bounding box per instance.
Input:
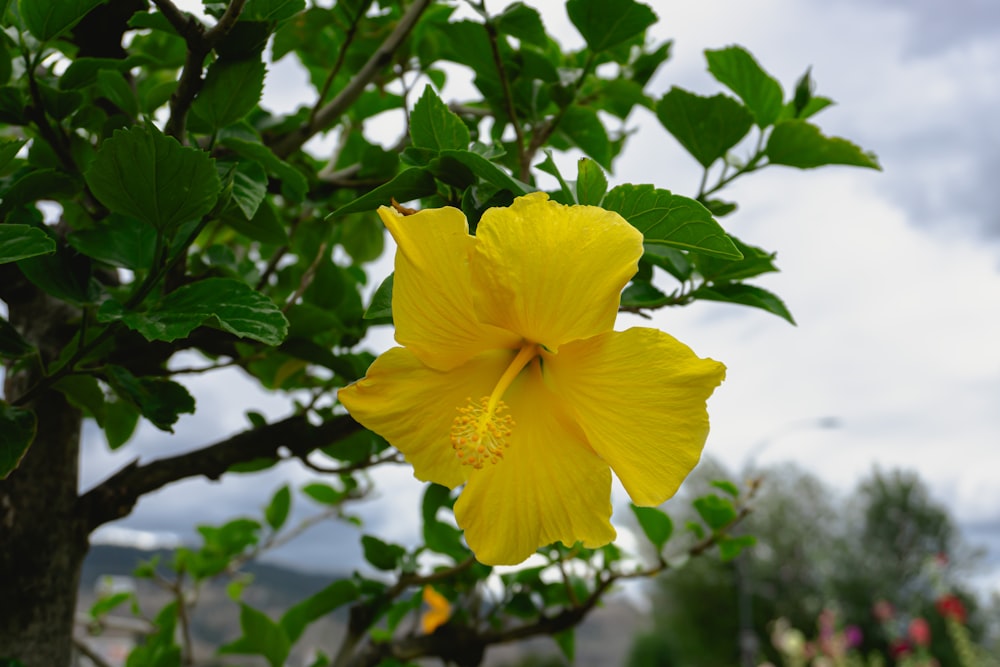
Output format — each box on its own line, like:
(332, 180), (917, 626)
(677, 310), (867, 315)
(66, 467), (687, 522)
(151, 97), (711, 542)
(450, 396), (515, 469)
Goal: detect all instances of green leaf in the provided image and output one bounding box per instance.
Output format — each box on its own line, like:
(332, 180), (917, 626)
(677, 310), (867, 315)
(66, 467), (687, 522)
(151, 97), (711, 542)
(264, 485), (291, 531)
(242, 0), (304, 22)
(692, 283), (795, 324)
(54, 375), (106, 426)
(630, 504), (674, 550)
(301, 482), (343, 505)
(705, 45), (784, 127)
(0, 138), (26, 172)
(338, 214), (385, 263)
(364, 274), (393, 321)
(410, 85), (470, 152)
(89, 591), (133, 619)
(0, 169), (79, 222)
(0, 225), (56, 264)
(718, 534), (756, 561)
(566, 0), (656, 53)
(438, 150), (530, 195)
(329, 168), (437, 217)
(19, 0), (107, 41)
(104, 365), (195, 432)
(96, 69), (139, 118)
(191, 58), (266, 130)
(219, 604), (290, 667)
(361, 534), (406, 571)
(695, 237), (778, 282)
(280, 580), (359, 644)
(227, 159), (269, 220)
(224, 197), (288, 244)
(0, 402), (36, 479)
(620, 280), (667, 309)
(575, 157), (607, 205)
(496, 2), (547, 47)
(67, 214), (156, 270)
(553, 628), (576, 662)
(85, 126), (220, 232)
(656, 87), (753, 168)
(103, 396), (140, 449)
(766, 119), (881, 169)
(220, 136), (308, 203)
(101, 277), (289, 345)
(559, 105), (611, 169)
(711, 480), (740, 497)
(604, 184), (742, 259)
(535, 151), (573, 204)
(0, 318), (33, 359)
(692, 494), (738, 531)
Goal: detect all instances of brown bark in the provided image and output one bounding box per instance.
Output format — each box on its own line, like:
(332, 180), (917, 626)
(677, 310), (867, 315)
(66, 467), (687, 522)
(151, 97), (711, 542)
(1, 289), (88, 666)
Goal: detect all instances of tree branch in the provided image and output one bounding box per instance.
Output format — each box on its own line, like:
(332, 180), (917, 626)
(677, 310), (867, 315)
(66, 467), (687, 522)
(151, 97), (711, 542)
(270, 0), (433, 158)
(163, 0), (248, 140)
(78, 413), (361, 532)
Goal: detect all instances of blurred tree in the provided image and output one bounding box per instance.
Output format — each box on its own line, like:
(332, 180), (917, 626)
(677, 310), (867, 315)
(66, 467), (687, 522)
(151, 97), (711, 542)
(629, 464), (983, 667)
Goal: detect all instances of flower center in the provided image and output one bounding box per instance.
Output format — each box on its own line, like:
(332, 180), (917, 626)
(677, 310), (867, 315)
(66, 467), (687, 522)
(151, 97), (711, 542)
(450, 343), (539, 469)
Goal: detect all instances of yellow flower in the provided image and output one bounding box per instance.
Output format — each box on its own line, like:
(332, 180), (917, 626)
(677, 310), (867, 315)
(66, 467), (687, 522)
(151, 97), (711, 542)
(421, 585), (451, 634)
(338, 192), (725, 565)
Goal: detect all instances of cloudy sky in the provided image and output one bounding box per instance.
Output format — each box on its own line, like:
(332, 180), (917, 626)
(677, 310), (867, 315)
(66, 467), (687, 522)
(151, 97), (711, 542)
(81, 0), (1000, 587)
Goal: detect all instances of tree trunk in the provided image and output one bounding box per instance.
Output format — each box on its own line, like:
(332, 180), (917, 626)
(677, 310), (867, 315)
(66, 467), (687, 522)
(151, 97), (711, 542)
(1, 288), (87, 666)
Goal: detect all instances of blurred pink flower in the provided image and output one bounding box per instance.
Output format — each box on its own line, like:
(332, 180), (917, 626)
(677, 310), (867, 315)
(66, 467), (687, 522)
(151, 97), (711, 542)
(844, 625), (863, 648)
(908, 617), (931, 647)
(873, 599), (895, 623)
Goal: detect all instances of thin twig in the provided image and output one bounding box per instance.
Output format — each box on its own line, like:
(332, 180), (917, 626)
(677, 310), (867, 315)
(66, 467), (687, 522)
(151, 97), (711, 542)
(271, 0), (433, 158)
(483, 20), (528, 180)
(311, 0), (374, 125)
(282, 241), (328, 312)
(300, 451), (405, 475)
(73, 636), (116, 667)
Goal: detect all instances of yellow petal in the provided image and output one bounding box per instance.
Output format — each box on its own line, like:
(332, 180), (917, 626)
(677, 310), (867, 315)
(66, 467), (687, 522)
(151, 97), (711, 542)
(471, 192), (643, 349)
(338, 347), (516, 489)
(544, 328), (726, 506)
(421, 586), (450, 634)
(379, 205), (520, 371)
(454, 361), (616, 565)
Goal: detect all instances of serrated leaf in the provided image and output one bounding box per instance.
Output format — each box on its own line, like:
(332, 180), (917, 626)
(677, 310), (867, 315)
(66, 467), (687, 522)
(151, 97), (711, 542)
(264, 485), (291, 531)
(103, 365), (195, 432)
(68, 214), (156, 270)
(85, 126), (220, 232)
(219, 604), (290, 667)
(575, 157), (607, 205)
(693, 494), (738, 531)
(0, 402), (36, 479)
(566, 0), (656, 53)
(101, 277), (289, 345)
(695, 237), (778, 282)
(630, 504), (674, 550)
(220, 136), (308, 203)
(604, 184), (741, 259)
(496, 2), (547, 47)
(766, 119), (881, 170)
(656, 87), (753, 168)
(361, 534), (406, 571)
(692, 282), (795, 324)
(0, 225), (56, 264)
(224, 197), (288, 244)
(19, 0), (107, 41)
(227, 159), (268, 220)
(191, 58), (266, 130)
(328, 168), (437, 217)
(705, 45), (783, 127)
(410, 85), (470, 152)
(280, 580), (359, 644)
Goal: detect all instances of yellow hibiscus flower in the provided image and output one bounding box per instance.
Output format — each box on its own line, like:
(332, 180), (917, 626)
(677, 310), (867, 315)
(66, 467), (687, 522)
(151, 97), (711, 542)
(338, 192), (726, 565)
